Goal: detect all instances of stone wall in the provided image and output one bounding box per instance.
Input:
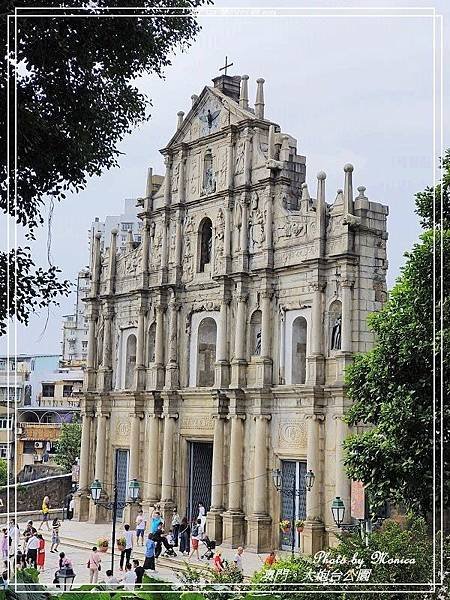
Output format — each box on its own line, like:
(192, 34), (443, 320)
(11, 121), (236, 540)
(0, 474), (72, 513)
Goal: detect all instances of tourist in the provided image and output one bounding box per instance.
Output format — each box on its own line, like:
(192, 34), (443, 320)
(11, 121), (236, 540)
(68, 496), (75, 520)
(143, 533), (155, 571)
(50, 518), (61, 552)
(119, 524), (133, 571)
(197, 502), (206, 529)
(233, 546), (244, 573)
(22, 521), (33, 550)
(38, 496), (51, 531)
(104, 569), (121, 587)
(133, 559), (145, 587)
(188, 518), (203, 561)
(122, 562), (136, 589)
(213, 551), (224, 573)
(264, 551), (277, 566)
(36, 534), (45, 571)
(8, 520), (20, 559)
(150, 509), (163, 534)
(171, 508), (181, 546)
(135, 510), (147, 547)
(179, 517), (190, 555)
(25, 531), (39, 568)
(87, 546), (101, 583)
(1, 529), (8, 568)
(59, 552), (72, 569)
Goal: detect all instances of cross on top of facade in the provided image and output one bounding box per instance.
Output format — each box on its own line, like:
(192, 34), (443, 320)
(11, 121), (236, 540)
(219, 56), (233, 76)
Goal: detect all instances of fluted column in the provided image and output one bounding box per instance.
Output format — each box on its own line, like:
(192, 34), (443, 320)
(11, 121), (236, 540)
(335, 416), (351, 523)
(265, 191), (273, 253)
(253, 416), (269, 514)
(239, 199), (248, 256)
(311, 284), (324, 356)
(86, 314), (96, 370)
(217, 301), (228, 362)
(146, 415), (160, 504)
(94, 414), (107, 483)
(228, 416), (244, 511)
(174, 211), (183, 270)
(101, 309), (113, 370)
(164, 156), (172, 207)
(234, 296), (247, 361)
(141, 221), (150, 279)
(165, 299), (179, 389)
(306, 415), (321, 520)
(243, 129), (253, 187)
(210, 416), (225, 510)
(260, 292), (272, 359)
(78, 412), (92, 491)
(107, 229), (118, 294)
(341, 280), (354, 353)
(179, 154), (186, 204)
(136, 309), (146, 368)
(90, 233), (102, 297)
(129, 414), (141, 482)
(161, 415), (176, 501)
(155, 305), (165, 366)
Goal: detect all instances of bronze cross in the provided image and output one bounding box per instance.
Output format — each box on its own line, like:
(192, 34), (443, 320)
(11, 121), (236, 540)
(219, 56), (233, 76)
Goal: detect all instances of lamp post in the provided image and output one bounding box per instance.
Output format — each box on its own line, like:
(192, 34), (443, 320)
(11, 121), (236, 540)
(90, 467), (140, 574)
(330, 496), (382, 545)
(272, 467), (315, 559)
(55, 566), (76, 590)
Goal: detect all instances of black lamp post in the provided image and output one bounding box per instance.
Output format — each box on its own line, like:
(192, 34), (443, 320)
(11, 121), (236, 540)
(90, 469), (140, 574)
(55, 566), (76, 590)
(272, 467), (315, 559)
(330, 496), (382, 545)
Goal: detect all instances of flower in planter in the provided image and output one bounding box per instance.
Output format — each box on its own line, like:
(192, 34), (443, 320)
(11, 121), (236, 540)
(97, 537), (109, 549)
(295, 519), (305, 531)
(279, 519), (291, 532)
(116, 536), (126, 549)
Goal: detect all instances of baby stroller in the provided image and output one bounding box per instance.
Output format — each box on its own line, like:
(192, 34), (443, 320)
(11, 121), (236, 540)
(162, 544), (177, 558)
(200, 536), (216, 560)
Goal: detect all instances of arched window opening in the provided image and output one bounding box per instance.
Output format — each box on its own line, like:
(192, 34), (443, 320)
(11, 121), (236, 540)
(291, 316), (307, 384)
(148, 322), (156, 364)
(197, 317), (217, 387)
(250, 310), (262, 356)
(124, 334), (137, 389)
(329, 300), (342, 353)
(199, 218), (213, 272)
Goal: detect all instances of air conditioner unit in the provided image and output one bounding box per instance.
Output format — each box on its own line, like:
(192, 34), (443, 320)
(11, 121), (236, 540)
(16, 427), (23, 435)
(34, 441), (43, 449)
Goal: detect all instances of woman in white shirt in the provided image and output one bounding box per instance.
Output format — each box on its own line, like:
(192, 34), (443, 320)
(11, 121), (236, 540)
(122, 563), (137, 589)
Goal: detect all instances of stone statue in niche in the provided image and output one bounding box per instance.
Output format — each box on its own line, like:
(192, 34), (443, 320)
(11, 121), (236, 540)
(234, 139), (245, 175)
(213, 209), (225, 274)
(202, 151), (216, 195)
(96, 315), (104, 366)
(152, 226), (162, 268)
(330, 316), (342, 350)
(218, 147), (228, 188)
(250, 192), (265, 251)
(172, 160), (180, 192)
(183, 216), (194, 281)
(234, 196), (244, 252)
(255, 329), (261, 355)
(189, 158), (199, 195)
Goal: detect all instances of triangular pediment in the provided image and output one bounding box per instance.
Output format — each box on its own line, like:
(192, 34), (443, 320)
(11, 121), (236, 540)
(163, 86), (258, 150)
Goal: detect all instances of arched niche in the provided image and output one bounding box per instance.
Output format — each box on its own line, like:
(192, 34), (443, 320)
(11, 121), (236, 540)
(329, 300), (342, 353)
(147, 321), (156, 364)
(250, 310), (262, 356)
(196, 317), (217, 387)
(124, 333), (137, 389)
(291, 316), (307, 384)
(198, 217), (213, 273)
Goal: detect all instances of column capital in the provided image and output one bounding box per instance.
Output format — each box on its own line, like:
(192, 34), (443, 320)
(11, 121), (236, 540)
(95, 410), (110, 419)
(81, 411), (95, 419)
(305, 413), (325, 422)
(253, 414), (271, 422)
(332, 413), (347, 421)
(236, 293), (248, 304)
(261, 290), (274, 300)
(341, 279), (355, 289)
(228, 413), (246, 421)
(129, 412), (145, 420)
(309, 281), (326, 293)
(164, 155), (172, 168)
(163, 412), (179, 420)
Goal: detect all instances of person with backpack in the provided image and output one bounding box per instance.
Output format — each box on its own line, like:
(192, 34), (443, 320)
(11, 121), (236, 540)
(179, 517), (190, 555)
(188, 518), (203, 561)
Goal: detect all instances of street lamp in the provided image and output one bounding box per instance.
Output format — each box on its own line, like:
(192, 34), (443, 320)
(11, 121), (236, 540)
(90, 473), (140, 574)
(330, 496), (382, 545)
(272, 467), (315, 559)
(331, 496), (345, 528)
(55, 566), (76, 590)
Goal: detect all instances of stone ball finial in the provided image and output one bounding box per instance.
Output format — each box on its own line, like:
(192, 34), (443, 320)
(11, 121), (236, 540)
(95, 232), (102, 240)
(242, 74), (249, 80)
(111, 228), (118, 235)
(177, 111), (185, 117)
(301, 182), (308, 188)
(357, 185), (366, 194)
(344, 163), (354, 172)
(191, 94), (198, 104)
(257, 78), (265, 84)
(317, 171), (327, 180)
(337, 188), (343, 194)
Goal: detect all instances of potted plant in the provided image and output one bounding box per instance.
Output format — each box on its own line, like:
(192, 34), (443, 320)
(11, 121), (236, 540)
(116, 536), (126, 552)
(97, 537), (109, 553)
(295, 519), (305, 533)
(279, 519), (291, 533)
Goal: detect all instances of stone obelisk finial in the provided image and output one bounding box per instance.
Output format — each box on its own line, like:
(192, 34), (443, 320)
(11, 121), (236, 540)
(239, 75), (249, 109)
(255, 78), (265, 119)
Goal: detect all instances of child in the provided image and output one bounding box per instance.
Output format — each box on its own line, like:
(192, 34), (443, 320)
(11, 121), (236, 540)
(50, 518), (61, 553)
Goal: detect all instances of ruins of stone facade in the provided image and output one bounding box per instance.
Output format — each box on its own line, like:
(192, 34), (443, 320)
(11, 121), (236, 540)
(74, 73), (388, 554)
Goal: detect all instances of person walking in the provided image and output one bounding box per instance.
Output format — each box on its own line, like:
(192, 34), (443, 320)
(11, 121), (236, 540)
(68, 496), (75, 520)
(50, 518), (61, 553)
(36, 535), (45, 571)
(1, 530), (8, 569)
(197, 502), (206, 530)
(188, 518), (203, 561)
(122, 562), (136, 590)
(150, 509), (163, 534)
(171, 508), (181, 547)
(38, 496), (50, 531)
(143, 533), (155, 572)
(233, 546), (244, 574)
(135, 510), (146, 547)
(8, 520), (20, 559)
(58, 552), (72, 569)
(87, 546), (101, 583)
(119, 524), (133, 571)
(25, 531), (39, 568)
(179, 517), (190, 555)
(133, 559), (145, 587)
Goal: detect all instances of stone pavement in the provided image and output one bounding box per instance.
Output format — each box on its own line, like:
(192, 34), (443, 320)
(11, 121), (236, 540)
(17, 519), (271, 585)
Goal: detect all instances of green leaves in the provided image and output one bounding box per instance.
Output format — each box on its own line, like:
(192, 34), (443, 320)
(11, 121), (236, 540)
(54, 420), (82, 472)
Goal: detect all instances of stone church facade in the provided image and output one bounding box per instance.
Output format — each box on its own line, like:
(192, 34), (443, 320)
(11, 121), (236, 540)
(74, 73), (388, 554)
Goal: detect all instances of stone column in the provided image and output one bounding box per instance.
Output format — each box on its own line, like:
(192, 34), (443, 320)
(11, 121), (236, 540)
(160, 214), (169, 281)
(243, 128), (253, 187)
(246, 415), (272, 552)
(85, 308), (98, 391)
(302, 415), (325, 555)
(123, 413), (142, 523)
(89, 411), (109, 523)
(164, 299), (179, 389)
(140, 221), (150, 287)
(256, 292), (273, 387)
(151, 304), (165, 389)
(90, 232), (102, 297)
(74, 411), (92, 521)
(231, 295), (247, 388)
(174, 210), (183, 282)
(145, 414), (160, 506)
(224, 204), (232, 271)
(207, 416), (225, 543)
(135, 307), (146, 390)
(107, 228), (118, 295)
(161, 415), (175, 502)
(163, 156), (172, 207)
(239, 199), (249, 259)
(335, 416), (351, 524)
(179, 153), (187, 204)
(215, 300), (230, 388)
(222, 415), (245, 548)
(341, 280), (354, 353)
(97, 305), (113, 391)
(307, 283), (325, 385)
(279, 307), (286, 384)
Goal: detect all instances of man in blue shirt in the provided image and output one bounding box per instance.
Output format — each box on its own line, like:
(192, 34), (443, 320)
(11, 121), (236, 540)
(143, 534), (155, 571)
(150, 510), (163, 534)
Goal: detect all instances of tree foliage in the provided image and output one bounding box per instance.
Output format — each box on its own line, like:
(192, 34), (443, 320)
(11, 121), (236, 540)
(54, 420), (82, 473)
(343, 152), (450, 516)
(0, 458), (7, 486)
(0, 0), (209, 335)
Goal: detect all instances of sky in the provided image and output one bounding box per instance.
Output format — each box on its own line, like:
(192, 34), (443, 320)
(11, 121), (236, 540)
(3, 0), (449, 356)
